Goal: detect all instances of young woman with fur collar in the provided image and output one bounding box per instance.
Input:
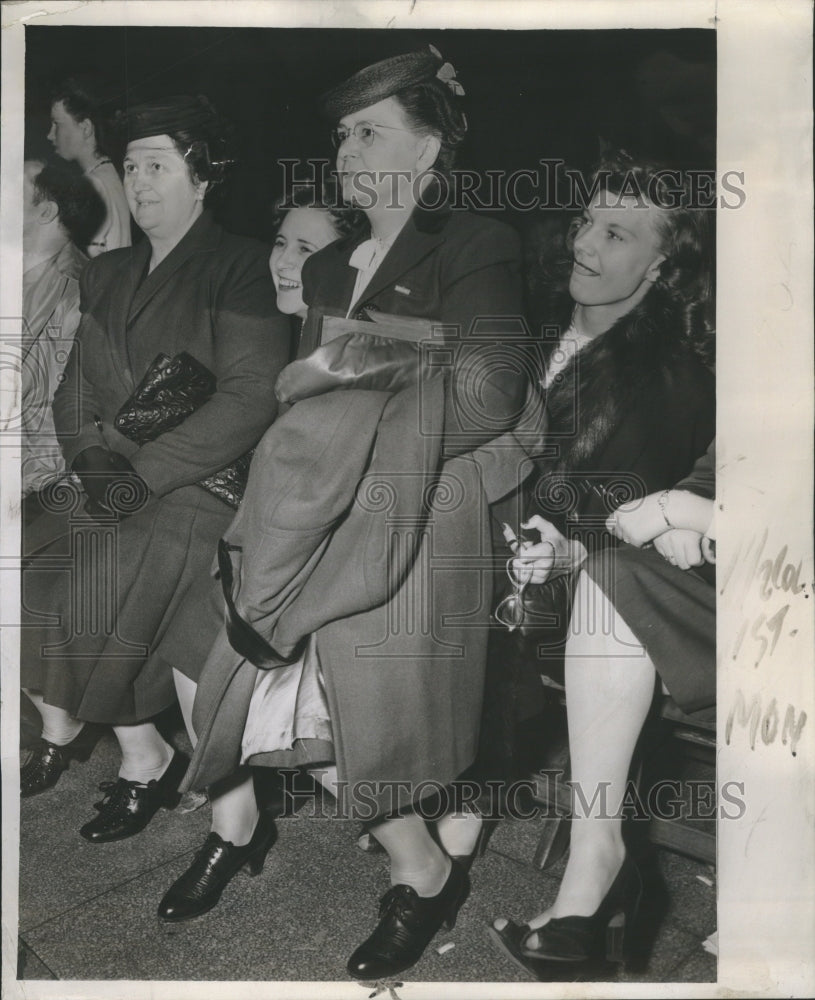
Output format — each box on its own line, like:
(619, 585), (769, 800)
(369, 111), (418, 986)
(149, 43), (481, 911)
(489, 155), (715, 979)
(506, 155), (714, 600)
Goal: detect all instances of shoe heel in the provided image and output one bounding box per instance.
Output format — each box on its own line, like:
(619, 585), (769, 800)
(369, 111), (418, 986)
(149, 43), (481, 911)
(72, 723), (105, 762)
(243, 849), (267, 877)
(472, 824), (489, 859)
(605, 911), (626, 963)
(241, 815), (277, 877)
(71, 741), (96, 764)
(442, 871), (471, 931)
(162, 789), (182, 811)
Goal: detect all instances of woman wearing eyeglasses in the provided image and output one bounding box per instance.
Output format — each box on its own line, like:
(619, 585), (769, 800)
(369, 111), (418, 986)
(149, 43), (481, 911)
(487, 155), (716, 979)
(306, 52), (529, 980)
(169, 47), (528, 980)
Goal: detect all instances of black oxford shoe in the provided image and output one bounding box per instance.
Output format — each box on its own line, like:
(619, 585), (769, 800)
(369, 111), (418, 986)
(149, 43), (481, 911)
(20, 724), (105, 798)
(157, 809), (278, 922)
(347, 860), (470, 981)
(79, 749), (189, 843)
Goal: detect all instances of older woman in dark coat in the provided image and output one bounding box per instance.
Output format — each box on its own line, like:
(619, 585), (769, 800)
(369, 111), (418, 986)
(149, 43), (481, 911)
(154, 48), (529, 981)
(20, 96), (290, 844)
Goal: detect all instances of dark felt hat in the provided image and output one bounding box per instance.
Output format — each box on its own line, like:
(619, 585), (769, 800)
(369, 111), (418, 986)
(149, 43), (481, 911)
(320, 47), (453, 120)
(118, 95), (224, 142)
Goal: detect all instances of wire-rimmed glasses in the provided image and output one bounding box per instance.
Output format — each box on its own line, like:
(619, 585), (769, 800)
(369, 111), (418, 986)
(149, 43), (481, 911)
(330, 121), (413, 148)
(494, 542), (556, 632)
(494, 557), (530, 631)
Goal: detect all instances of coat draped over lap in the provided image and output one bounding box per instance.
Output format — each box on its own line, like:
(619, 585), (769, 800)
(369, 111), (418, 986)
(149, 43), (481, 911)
(21, 212), (290, 724)
(183, 203), (529, 817)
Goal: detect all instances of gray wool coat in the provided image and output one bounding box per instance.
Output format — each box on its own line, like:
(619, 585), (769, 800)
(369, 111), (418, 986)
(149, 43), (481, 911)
(182, 379), (498, 819)
(181, 203), (529, 817)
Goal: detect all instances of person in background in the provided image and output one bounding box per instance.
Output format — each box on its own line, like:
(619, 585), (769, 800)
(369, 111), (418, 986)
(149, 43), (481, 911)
(47, 74), (131, 256)
(21, 157), (104, 509)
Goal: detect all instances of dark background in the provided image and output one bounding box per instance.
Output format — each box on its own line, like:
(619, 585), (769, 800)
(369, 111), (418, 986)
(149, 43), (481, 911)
(25, 26), (716, 241)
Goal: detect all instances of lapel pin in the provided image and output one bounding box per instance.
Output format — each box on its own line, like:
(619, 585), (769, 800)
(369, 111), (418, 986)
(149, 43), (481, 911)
(394, 285), (412, 296)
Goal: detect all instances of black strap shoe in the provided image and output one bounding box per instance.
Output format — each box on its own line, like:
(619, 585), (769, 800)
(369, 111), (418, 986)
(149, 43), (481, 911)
(520, 854), (643, 966)
(157, 809), (278, 922)
(79, 749), (189, 843)
(488, 919), (570, 982)
(346, 861), (470, 981)
(20, 724), (105, 798)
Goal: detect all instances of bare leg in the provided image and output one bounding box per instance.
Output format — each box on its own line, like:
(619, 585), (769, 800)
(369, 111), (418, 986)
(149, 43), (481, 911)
(307, 763), (342, 801)
(306, 764), (452, 897)
(172, 668), (258, 845)
(518, 569), (657, 944)
(24, 689), (174, 784)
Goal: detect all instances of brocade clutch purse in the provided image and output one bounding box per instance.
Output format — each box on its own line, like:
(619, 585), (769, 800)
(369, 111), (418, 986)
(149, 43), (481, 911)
(114, 352), (252, 509)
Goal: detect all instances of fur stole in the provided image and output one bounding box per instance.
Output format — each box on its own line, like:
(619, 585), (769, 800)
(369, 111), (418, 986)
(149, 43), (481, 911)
(541, 287), (700, 475)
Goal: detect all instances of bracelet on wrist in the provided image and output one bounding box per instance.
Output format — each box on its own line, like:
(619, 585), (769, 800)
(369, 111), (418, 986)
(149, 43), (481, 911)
(657, 490), (673, 529)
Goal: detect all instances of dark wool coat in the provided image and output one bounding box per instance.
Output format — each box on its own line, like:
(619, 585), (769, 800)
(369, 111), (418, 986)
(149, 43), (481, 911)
(21, 212), (290, 724)
(181, 204), (529, 817)
(297, 198), (530, 457)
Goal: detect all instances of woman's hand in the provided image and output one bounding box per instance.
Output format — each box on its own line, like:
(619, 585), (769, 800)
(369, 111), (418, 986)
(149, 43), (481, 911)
(606, 493), (667, 547)
(72, 446), (150, 519)
(609, 489), (715, 547)
(509, 515), (587, 584)
(653, 529), (706, 570)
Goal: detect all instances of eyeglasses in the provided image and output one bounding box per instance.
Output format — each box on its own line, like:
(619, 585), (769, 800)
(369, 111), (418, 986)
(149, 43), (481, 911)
(494, 543), (556, 632)
(330, 121), (412, 149)
(494, 558), (530, 631)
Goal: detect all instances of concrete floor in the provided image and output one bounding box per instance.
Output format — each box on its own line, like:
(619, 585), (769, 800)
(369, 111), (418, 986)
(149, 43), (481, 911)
(16, 724), (717, 989)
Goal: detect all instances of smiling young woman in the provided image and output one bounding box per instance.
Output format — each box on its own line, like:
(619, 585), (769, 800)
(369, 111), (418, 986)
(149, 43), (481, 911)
(568, 194), (670, 332)
(268, 184), (364, 320)
(488, 153), (715, 980)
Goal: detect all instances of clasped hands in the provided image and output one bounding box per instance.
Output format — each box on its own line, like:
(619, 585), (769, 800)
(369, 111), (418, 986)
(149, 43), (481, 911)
(72, 446), (150, 519)
(606, 490), (715, 570)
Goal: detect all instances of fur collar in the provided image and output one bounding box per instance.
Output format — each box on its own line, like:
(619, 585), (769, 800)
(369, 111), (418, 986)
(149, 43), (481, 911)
(543, 287), (696, 473)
